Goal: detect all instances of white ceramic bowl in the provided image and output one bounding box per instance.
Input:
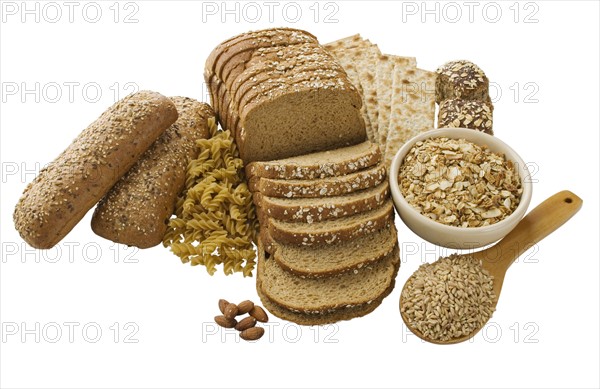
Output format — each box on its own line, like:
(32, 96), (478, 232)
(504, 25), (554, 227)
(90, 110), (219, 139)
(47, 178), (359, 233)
(389, 128), (532, 249)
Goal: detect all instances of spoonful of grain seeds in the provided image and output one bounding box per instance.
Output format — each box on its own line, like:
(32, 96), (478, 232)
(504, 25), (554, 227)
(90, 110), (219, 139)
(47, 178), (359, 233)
(400, 190), (582, 344)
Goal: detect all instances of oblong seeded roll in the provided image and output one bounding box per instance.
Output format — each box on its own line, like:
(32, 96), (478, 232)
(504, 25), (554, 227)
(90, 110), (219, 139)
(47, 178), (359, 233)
(438, 98), (494, 135)
(91, 97), (215, 249)
(435, 60), (490, 104)
(13, 91), (178, 249)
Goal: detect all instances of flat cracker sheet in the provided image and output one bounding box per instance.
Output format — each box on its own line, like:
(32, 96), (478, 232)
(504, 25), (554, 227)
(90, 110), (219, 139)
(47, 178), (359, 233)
(325, 36), (376, 142)
(324, 34), (436, 165)
(384, 67), (436, 168)
(375, 55), (417, 145)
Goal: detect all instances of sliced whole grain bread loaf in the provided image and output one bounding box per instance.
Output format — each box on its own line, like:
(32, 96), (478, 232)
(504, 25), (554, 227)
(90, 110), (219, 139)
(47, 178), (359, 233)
(260, 199), (393, 246)
(214, 70), (350, 144)
(234, 65), (345, 115)
(257, 239), (399, 315)
(253, 181), (389, 223)
(227, 42), (338, 100)
(245, 140), (381, 180)
(269, 222), (398, 277)
(222, 41), (322, 87)
(207, 28), (318, 80)
(206, 29), (366, 164)
(248, 163), (386, 198)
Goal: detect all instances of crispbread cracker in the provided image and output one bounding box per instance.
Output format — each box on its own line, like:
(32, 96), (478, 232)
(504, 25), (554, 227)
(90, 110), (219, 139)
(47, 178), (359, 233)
(384, 67), (436, 168)
(350, 45), (382, 137)
(323, 34), (367, 52)
(376, 55), (417, 145)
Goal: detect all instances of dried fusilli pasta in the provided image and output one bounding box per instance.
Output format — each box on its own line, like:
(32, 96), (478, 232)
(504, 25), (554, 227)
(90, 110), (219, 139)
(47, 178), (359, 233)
(163, 118), (258, 276)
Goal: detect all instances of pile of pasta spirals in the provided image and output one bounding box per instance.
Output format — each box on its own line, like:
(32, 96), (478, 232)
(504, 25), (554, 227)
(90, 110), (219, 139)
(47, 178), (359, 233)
(163, 118), (258, 276)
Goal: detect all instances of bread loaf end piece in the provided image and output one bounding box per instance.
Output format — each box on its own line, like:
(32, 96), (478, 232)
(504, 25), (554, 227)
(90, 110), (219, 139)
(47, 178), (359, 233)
(91, 98), (215, 248)
(238, 85), (366, 163)
(13, 91), (178, 249)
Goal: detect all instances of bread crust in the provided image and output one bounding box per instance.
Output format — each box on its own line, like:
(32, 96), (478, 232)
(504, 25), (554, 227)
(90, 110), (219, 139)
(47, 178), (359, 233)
(272, 223), (398, 278)
(245, 141), (381, 180)
(91, 98), (214, 248)
(265, 200), (394, 246)
(253, 181), (390, 223)
(248, 164), (386, 198)
(207, 28), (318, 80)
(13, 91), (178, 249)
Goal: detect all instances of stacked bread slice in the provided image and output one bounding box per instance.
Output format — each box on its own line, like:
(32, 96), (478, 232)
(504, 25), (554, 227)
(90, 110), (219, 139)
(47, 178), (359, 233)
(324, 35), (437, 169)
(204, 28), (366, 164)
(247, 141), (400, 325)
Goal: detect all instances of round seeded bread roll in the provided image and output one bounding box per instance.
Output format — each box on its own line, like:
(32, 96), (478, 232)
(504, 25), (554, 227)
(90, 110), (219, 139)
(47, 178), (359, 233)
(13, 91), (178, 249)
(435, 60), (490, 104)
(438, 98), (494, 135)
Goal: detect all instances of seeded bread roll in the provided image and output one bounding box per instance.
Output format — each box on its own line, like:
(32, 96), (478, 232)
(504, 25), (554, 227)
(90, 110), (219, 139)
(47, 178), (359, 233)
(435, 60), (490, 104)
(13, 91), (178, 249)
(438, 98), (494, 135)
(91, 98), (214, 248)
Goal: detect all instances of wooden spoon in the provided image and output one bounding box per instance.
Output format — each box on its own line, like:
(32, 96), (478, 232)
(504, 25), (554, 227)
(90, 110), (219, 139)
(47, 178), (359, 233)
(400, 190), (583, 344)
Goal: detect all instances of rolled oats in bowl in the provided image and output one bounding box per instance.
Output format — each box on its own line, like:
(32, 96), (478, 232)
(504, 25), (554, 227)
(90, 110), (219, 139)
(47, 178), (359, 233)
(398, 137), (523, 228)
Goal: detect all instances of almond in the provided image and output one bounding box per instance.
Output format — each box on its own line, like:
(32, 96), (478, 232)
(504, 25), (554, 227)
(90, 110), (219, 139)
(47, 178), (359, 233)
(235, 316), (257, 331)
(214, 315), (237, 328)
(224, 303), (239, 319)
(237, 300), (254, 315)
(218, 299), (229, 315)
(239, 326), (264, 341)
(249, 305), (269, 323)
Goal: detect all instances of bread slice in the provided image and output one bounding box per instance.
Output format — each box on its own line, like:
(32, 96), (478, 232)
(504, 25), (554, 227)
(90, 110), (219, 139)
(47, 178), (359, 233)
(206, 28), (318, 80)
(330, 56), (373, 142)
(215, 69), (348, 144)
(270, 222), (398, 277)
(257, 255), (397, 326)
(245, 140), (381, 180)
(222, 41), (322, 87)
(262, 199), (393, 246)
(375, 54), (417, 144)
(248, 163), (386, 198)
(227, 42), (337, 101)
(257, 239), (399, 314)
(237, 83), (366, 163)
(234, 65), (345, 114)
(253, 181), (389, 223)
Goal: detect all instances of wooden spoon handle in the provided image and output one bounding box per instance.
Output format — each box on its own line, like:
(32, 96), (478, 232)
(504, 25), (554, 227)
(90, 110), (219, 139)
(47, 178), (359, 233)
(481, 190), (582, 269)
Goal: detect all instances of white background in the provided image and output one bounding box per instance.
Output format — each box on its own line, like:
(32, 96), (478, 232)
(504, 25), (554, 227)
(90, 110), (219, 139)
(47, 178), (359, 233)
(1, 1), (599, 388)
